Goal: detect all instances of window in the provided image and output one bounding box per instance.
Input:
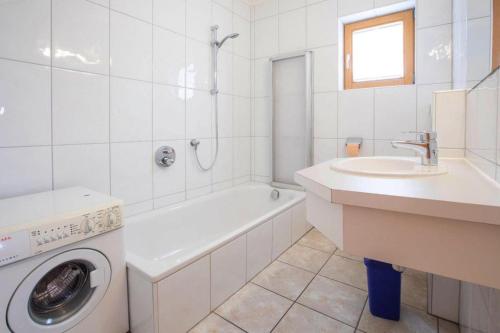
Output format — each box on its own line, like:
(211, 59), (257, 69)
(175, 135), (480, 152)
(344, 9), (415, 89)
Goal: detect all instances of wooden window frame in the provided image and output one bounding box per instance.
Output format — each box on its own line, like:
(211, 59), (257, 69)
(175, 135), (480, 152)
(344, 9), (415, 90)
(493, 0), (500, 70)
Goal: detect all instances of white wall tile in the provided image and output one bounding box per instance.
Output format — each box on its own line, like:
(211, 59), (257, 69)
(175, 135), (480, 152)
(233, 137), (251, 177)
(314, 92), (338, 138)
(215, 0), (233, 10)
(253, 98), (272, 137)
(467, 0), (491, 19)
(0, 0), (50, 65)
(213, 138), (234, 182)
(153, 0), (186, 34)
(233, 97), (252, 136)
(153, 27), (186, 86)
(153, 84), (186, 141)
(187, 89), (212, 138)
(186, 139), (212, 189)
(186, 184), (212, 198)
(234, 56), (251, 97)
(467, 17), (492, 82)
(52, 69), (109, 145)
(213, 4), (234, 52)
(338, 88), (374, 139)
(434, 90), (466, 149)
(339, 0), (373, 16)
(53, 0), (109, 75)
(278, 8), (306, 53)
(314, 138), (337, 163)
(234, 16), (251, 58)
(0, 60), (51, 147)
(154, 191), (186, 209)
(416, 24), (452, 84)
(110, 77), (153, 142)
(247, 220), (273, 279)
(211, 235), (247, 309)
(158, 256), (211, 333)
(254, 0), (277, 20)
(374, 85), (416, 140)
(234, 0), (251, 20)
(123, 200), (154, 217)
(186, 0), (212, 43)
(254, 58), (272, 97)
(111, 142), (153, 204)
(254, 17), (278, 58)
(0, 147), (52, 199)
(466, 77), (497, 163)
(218, 94), (234, 137)
(186, 39), (211, 90)
(217, 51), (233, 95)
(254, 137), (272, 176)
(313, 46), (338, 92)
(272, 209), (292, 259)
(53, 144), (110, 194)
(279, 0), (306, 13)
(307, 0), (338, 48)
(153, 140), (186, 198)
(111, 0), (152, 22)
(416, 0), (452, 28)
(416, 83), (451, 131)
(110, 12), (152, 81)
(374, 0), (407, 7)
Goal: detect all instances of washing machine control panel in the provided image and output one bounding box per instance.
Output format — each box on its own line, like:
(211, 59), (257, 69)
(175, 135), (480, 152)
(28, 206), (122, 255)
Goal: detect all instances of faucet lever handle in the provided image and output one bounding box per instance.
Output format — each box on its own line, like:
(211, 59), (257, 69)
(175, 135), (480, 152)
(402, 130), (437, 141)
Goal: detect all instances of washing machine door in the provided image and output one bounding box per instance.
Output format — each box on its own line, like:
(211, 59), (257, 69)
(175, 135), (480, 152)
(7, 249), (111, 333)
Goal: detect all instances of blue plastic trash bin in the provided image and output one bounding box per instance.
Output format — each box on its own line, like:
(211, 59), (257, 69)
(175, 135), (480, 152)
(364, 258), (402, 321)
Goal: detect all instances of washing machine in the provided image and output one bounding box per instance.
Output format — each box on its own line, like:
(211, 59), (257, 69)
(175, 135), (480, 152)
(0, 187), (129, 333)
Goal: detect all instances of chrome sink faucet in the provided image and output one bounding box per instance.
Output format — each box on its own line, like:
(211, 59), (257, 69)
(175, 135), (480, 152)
(391, 131), (438, 166)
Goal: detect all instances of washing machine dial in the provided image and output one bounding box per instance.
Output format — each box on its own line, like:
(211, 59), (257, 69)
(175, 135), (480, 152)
(80, 219), (93, 234)
(107, 212), (117, 228)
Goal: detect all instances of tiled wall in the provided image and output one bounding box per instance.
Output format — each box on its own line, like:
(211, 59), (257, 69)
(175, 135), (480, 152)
(451, 1), (500, 331)
(0, 0), (252, 214)
(250, 0), (454, 182)
(460, 61), (500, 333)
(453, 0), (494, 89)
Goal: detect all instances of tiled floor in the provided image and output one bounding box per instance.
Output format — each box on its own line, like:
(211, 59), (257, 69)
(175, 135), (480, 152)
(190, 228), (460, 333)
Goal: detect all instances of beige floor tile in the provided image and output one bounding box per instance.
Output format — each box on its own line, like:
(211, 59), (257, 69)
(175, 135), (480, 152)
(189, 313), (244, 333)
(298, 228), (337, 253)
(215, 283), (292, 333)
(320, 255), (368, 291)
(358, 303), (437, 333)
(298, 276), (367, 327)
(438, 319), (460, 333)
(278, 243), (331, 273)
(402, 270), (428, 311)
(334, 249), (363, 262)
(252, 261), (315, 300)
(273, 303), (355, 333)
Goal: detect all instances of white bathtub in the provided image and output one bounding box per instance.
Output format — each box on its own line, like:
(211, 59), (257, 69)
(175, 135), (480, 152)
(125, 183), (310, 333)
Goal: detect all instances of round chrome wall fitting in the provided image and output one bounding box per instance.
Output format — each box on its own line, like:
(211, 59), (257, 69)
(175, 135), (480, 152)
(155, 146), (176, 167)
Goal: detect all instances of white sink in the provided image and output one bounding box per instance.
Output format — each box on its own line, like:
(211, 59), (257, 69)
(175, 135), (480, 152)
(330, 156), (448, 177)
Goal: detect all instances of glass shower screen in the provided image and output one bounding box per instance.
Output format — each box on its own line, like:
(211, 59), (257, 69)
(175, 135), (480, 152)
(271, 52), (313, 187)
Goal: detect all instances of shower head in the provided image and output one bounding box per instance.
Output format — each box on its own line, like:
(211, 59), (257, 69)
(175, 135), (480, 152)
(217, 33), (240, 48)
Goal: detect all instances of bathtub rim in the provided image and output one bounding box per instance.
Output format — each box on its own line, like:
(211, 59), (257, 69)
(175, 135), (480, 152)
(125, 183), (305, 282)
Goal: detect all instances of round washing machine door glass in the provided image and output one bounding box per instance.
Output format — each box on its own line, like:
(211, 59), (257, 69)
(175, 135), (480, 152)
(7, 249), (111, 333)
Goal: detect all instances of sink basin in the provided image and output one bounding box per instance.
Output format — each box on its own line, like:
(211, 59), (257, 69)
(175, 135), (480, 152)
(330, 157), (448, 177)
